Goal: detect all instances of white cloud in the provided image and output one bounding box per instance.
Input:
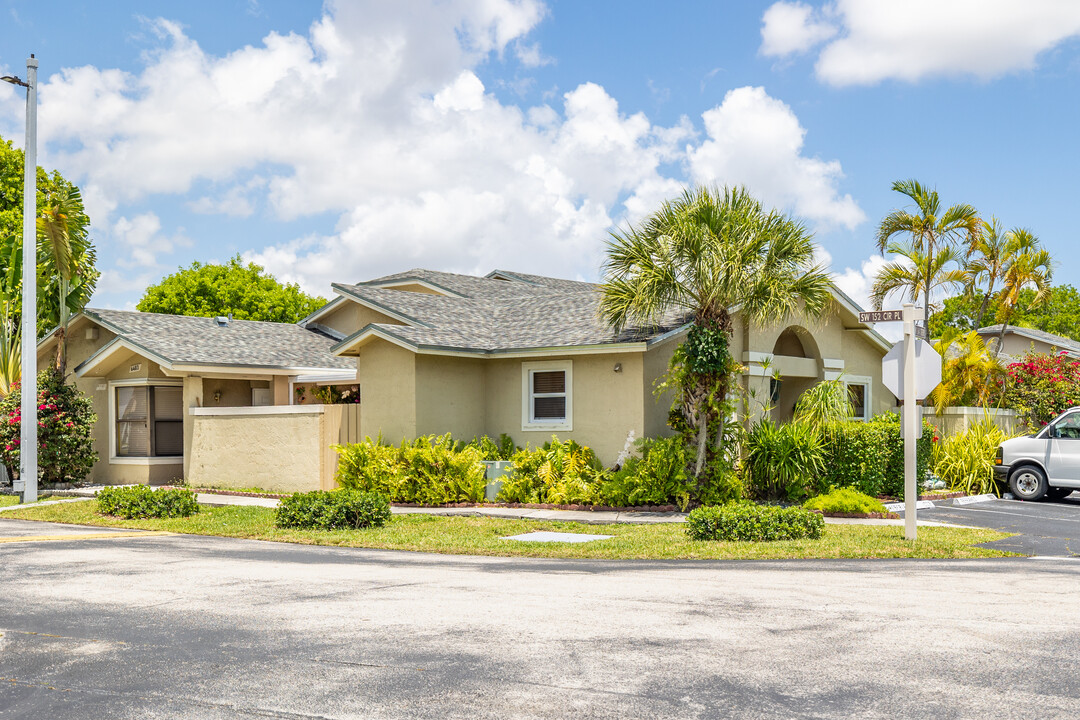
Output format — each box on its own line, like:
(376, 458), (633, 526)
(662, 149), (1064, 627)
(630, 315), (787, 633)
(111, 212), (189, 268)
(687, 86), (864, 230)
(760, 2), (836, 56)
(760, 0), (1080, 86)
(21, 0), (864, 299)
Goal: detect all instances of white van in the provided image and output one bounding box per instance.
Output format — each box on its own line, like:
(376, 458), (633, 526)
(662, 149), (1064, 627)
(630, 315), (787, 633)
(994, 407), (1080, 501)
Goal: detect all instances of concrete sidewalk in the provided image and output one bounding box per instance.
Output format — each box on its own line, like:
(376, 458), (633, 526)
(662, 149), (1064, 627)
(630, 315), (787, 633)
(32, 486), (962, 526)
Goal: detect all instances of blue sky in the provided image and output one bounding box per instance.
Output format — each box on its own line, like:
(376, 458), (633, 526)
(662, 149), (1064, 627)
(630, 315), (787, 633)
(0, 0), (1078, 318)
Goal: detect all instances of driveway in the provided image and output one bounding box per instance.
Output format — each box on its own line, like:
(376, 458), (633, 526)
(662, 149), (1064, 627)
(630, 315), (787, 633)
(2, 517), (1080, 719)
(900, 494), (1080, 556)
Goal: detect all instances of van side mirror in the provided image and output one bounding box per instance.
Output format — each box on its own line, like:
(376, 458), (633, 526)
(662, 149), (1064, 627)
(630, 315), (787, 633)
(1048, 425), (1060, 439)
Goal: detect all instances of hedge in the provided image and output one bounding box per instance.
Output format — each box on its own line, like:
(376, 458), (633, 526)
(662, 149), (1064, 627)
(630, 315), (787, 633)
(275, 489), (391, 530)
(96, 485), (199, 519)
(685, 503), (824, 542)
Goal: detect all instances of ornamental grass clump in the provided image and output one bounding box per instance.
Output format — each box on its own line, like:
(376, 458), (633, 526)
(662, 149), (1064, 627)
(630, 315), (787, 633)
(685, 503), (823, 542)
(933, 419), (1013, 496)
(96, 485), (199, 519)
(274, 489), (391, 530)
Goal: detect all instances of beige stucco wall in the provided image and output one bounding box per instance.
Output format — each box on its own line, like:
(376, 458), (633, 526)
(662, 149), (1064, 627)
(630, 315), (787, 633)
(642, 334), (684, 440)
(187, 407), (337, 492)
(415, 355), (486, 440)
(355, 340), (416, 442)
(993, 333), (1062, 359)
(480, 352), (645, 464)
(319, 301), (403, 338)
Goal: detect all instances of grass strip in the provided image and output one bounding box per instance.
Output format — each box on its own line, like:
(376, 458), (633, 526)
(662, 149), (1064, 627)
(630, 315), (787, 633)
(0, 499), (1016, 560)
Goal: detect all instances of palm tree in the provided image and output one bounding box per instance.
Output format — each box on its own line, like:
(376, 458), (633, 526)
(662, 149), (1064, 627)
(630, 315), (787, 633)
(994, 228), (1052, 353)
(963, 218), (1008, 330)
(600, 185), (832, 476)
(930, 329), (1003, 411)
(871, 241), (966, 313)
(875, 179), (981, 325)
(37, 184), (95, 375)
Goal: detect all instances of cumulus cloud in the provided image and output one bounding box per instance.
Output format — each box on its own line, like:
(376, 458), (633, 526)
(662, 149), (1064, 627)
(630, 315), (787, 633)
(760, 0), (1080, 86)
(686, 86), (864, 229)
(111, 212), (190, 268)
(760, 1), (836, 57)
(12, 0), (865, 298)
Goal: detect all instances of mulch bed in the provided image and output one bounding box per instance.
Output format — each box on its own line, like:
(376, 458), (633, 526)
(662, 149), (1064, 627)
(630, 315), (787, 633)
(174, 487), (678, 513)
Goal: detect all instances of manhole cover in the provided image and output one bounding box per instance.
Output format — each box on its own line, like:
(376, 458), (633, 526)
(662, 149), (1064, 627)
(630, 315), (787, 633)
(502, 531), (613, 543)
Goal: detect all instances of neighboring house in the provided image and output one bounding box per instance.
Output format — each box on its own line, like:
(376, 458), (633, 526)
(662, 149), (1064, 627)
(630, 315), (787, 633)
(977, 325), (1080, 361)
(38, 269), (897, 489)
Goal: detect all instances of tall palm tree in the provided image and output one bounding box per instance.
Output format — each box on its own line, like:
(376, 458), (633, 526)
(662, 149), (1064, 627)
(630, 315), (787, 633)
(600, 185), (832, 476)
(875, 179), (981, 325)
(37, 184), (95, 375)
(963, 218), (1008, 330)
(871, 241), (966, 314)
(994, 228), (1052, 353)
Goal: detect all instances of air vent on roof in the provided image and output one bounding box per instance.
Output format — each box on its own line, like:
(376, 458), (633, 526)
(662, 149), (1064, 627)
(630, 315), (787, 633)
(216, 313), (232, 327)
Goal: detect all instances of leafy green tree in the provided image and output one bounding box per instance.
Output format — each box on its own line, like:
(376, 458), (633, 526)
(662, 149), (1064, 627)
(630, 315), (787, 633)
(599, 185), (831, 478)
(138, 256), (327, 323)
(931, 285), (1080, 340)
(874, 179), (981, 320)
(0, 136), (99, 339)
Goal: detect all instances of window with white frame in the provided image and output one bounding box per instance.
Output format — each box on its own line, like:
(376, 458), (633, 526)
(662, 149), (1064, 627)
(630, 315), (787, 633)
(521, 361), (572, 431)
(115, 385), (184, 457)
(843, 377), (872, 422)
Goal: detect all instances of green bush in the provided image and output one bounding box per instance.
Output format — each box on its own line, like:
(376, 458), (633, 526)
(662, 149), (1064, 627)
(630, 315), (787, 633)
(459, 434), (518, 461)
(744, 419), (825, 501)
(685, 503), (824, 542)
(600, 436), (690, 507)
(803, 487), (887, 515)
(867, 413), (935, 497)
(818, 414), (935, 498)
(497, 437), (607, 504)
(933, 419), (1011, 496)
(275, 489), (391, 530)
(334, 434), (487, 504)
(96, 485), (198, 519)
(0, 367), (98, 485)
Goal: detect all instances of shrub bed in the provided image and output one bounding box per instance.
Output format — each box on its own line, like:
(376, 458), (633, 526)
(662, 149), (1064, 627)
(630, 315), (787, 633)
(96, 485), (199, 519)
(803, 487), (887, 515)
(685, 503), (824, 542)
(275, 489), (391, 530)
(819, 414), (934, 497)
(334, 434), (487, 504)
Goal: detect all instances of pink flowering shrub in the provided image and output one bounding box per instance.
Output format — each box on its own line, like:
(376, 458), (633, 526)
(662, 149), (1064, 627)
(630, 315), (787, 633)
(1001, 351), (1080, 430)
(0, 368), (97, 485)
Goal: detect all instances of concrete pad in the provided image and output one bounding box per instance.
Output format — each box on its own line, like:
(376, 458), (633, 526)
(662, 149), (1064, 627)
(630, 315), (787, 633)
(502, 531), (613, 543)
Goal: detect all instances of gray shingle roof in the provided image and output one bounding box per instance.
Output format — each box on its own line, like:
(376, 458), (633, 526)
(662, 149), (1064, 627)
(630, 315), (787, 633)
(332, 269), (691, 353)
(977, 324), (1080, 355)
(82, 308), (355, 371)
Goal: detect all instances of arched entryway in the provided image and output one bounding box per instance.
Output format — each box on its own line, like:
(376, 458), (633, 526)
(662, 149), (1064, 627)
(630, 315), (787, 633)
(768, 326), (823, 423)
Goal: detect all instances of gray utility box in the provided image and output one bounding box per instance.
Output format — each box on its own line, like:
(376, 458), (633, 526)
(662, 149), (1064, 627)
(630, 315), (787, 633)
(481, 461), (514, 502)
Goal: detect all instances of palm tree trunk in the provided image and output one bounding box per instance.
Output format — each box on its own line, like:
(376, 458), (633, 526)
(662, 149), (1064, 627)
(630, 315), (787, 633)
(974, 281), (994, 330)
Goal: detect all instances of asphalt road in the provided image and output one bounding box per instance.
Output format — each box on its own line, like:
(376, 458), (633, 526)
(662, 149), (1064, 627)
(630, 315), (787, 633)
(902, 494), (1080, 556)
(2, 518), (1080, 719)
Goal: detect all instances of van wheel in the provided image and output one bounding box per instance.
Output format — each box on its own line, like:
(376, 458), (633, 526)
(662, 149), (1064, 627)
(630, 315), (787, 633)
(1009, 466), (1048, 501)
(1047, 487), (1074, 501)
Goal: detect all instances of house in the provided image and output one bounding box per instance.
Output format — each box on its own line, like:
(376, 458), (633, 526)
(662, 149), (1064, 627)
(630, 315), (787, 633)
(38, 269), (897, 490)
(977, 324), (1080, 361)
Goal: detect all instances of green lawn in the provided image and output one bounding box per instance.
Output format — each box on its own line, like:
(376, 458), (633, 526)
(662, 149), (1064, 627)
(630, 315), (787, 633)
(0, 499), (1016, 560)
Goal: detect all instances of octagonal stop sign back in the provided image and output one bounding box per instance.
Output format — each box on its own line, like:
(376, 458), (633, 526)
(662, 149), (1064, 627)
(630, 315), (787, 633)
(881, 338), (943, 401)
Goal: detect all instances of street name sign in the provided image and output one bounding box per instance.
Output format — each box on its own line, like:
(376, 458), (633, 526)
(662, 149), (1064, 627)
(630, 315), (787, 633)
(859, 310), (903, 323)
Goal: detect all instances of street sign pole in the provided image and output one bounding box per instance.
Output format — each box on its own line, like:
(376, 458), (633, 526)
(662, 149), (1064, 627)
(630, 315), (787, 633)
(903, 303), (917, 541)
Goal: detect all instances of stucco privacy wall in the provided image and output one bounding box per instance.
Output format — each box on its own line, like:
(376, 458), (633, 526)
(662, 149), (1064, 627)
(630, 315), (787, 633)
(188, 406), (346, 492)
